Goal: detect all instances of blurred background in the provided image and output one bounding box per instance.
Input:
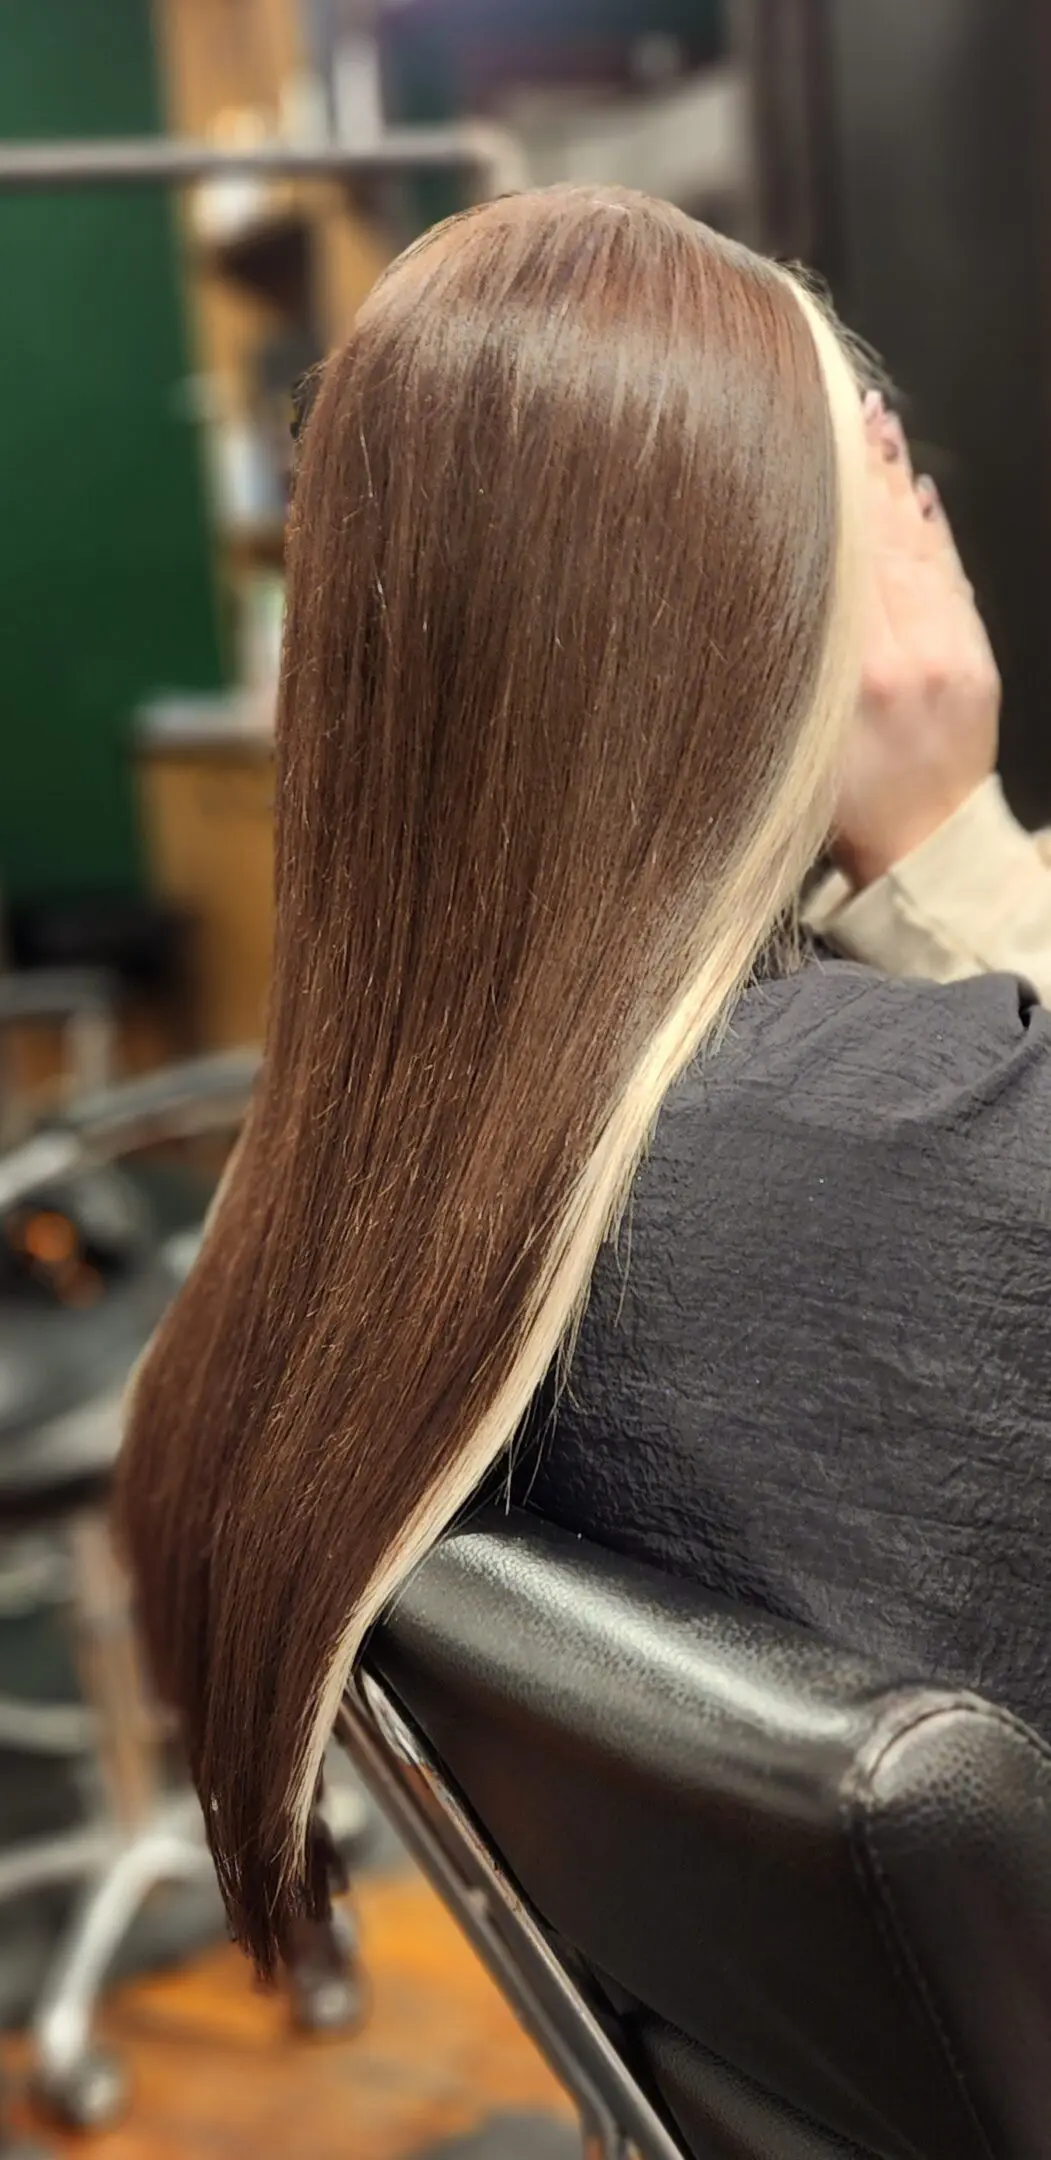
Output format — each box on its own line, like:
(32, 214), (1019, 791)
(0, 1), (1048, 2153)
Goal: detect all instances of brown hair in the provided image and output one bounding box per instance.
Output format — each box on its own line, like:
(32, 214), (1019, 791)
(115, 185), (866, 1974)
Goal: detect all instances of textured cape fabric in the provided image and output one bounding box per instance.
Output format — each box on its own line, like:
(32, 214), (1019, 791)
(513, 959), (1051, 1740)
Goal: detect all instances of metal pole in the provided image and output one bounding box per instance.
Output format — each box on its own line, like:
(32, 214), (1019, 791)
(0, 127), (522, 196)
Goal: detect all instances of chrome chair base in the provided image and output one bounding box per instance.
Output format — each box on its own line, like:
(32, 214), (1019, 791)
(28, 1792), (211, 2121)
(2, 1511), (368, 2130)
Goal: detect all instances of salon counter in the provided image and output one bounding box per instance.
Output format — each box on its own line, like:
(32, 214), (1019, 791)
(136, 721), (274, 1051)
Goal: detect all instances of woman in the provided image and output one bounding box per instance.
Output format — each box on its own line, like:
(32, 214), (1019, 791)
(115, 185), (1051, 1977)
(517, 396), (1051, 1744)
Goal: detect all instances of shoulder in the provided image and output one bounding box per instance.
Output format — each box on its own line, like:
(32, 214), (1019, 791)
(598, 958), (1051, 1375)
(665, 959), (1051, 1136)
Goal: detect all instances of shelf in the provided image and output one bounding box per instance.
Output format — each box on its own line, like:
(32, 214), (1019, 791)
(222, 518), (286, 570)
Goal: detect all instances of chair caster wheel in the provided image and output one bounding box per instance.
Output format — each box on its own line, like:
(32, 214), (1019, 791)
(33, 2049), (127, 2132)
(287, 1909), (365, 2035)
(291, 1966), (365, 2034)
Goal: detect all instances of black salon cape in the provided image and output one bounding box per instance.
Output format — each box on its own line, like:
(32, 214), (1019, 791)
(513, 960), (1051, 1740)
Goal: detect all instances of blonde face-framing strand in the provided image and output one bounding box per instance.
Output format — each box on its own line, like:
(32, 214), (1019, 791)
(115, 187), (868, 1975)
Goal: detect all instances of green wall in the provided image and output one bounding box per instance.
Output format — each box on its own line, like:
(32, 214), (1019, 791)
(0, 0), (225, 903)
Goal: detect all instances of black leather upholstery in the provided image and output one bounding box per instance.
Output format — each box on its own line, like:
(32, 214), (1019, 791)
(639, 2021), (868, 2159)
(373, 1509), (1051, 2160)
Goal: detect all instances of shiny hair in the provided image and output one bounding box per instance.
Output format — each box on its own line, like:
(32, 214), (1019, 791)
(115, 185), (866, 1974)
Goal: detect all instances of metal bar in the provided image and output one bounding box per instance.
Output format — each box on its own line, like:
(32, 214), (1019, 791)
(0, 1131), (84, 1213)
(67, 1512), (159, 1835)
(0, 1697), (96, 1755)
(339, 1674), (684, 2160)
(32, 1803), (212, 2084)
(0, 1827), (116, 1907)
(0, 128), (516, 193)
(0, 969), (115, 1027)
(338, 1683), (625, 2159)
(0, 1052), (256, 1212)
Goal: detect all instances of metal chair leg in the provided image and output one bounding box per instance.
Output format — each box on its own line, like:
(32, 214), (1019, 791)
(65, 1513), (160, 1835)
(284, 1776), (368, 2035)
(339, 1677), (685, 2160)
(25, 1516), (208, 2131)
(30, 1795), (211, 2128)
(580, 2124), (632, 2160)
(23, 1514), (372, 2127)
(284, 1903), (366, 2034)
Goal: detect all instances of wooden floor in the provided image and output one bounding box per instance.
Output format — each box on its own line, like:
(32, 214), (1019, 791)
(5, 1868), (572, 2160)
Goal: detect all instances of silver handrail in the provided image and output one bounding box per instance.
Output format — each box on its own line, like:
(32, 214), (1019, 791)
(0, 126), (521, 194)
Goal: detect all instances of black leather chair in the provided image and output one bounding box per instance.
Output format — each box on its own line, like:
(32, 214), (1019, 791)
(340, 1508), (1051, 2160)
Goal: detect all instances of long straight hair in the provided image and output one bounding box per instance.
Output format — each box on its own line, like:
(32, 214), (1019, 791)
(115, 186), (867, 1974)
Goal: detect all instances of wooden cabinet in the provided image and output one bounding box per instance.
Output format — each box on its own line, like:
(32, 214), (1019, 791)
(134, 0), (392, 1050)
(137, 740), (274, 1050)
(136, 0), (388, 1053)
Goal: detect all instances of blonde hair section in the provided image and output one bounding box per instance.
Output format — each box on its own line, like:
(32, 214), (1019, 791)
(287, 274), (869, 1884)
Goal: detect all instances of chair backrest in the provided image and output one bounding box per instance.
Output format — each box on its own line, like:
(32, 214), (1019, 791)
(370, 1508), (1051, 2160)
